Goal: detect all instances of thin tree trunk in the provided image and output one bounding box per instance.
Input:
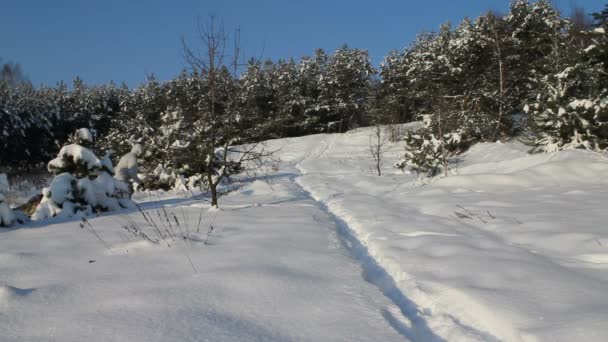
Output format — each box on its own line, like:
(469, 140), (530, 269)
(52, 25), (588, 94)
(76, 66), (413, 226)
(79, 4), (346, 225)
(376, 131), (382, 176)
(438, 106), (448, 177)
(210, 183), (218, 207)
(492, 28), (505, 141)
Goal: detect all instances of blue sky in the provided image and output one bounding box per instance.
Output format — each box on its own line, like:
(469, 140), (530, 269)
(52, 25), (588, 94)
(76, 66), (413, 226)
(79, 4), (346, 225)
(1, 0), (603, 87)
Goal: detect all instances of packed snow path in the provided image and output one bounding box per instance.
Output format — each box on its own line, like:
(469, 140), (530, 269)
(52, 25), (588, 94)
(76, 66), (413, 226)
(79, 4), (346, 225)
(290, 133), (499, 342)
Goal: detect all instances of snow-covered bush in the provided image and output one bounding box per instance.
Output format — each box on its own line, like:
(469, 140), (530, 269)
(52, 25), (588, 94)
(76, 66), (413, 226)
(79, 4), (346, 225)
(141, 163), (204, 192)
(33, 129), (132, 220)
(0, 173), (15, 227)
(395, 129), (465, 176)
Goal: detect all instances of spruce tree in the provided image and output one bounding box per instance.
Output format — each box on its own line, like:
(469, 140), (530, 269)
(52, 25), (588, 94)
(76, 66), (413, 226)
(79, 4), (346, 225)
(324, 45), (376, 131)
(527, 19), (608, 152)
(33, 128), (130, 219)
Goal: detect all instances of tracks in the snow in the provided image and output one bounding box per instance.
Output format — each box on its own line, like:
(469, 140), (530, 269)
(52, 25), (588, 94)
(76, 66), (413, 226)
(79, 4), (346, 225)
(292, 135), (501, 342)
(292, 177), (445, 342)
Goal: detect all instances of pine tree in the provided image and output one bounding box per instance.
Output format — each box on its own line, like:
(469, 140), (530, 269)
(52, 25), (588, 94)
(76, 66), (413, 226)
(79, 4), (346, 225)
(506, 0), (570, 104)
(239, 59), (281, 140)
(297, 49), (330, 133)
(395, 116), (467, 176)
(592, 4), (608, 27)
(378, 49), (415, 124)
(324, 45), (376, 131)
(526, 19), (608, 152)
(33, 128), (130, 219)
(274, 58), (304, 136)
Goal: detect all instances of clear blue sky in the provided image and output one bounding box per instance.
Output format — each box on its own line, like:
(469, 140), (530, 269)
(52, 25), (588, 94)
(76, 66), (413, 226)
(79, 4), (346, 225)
(1, 0), (603, 87)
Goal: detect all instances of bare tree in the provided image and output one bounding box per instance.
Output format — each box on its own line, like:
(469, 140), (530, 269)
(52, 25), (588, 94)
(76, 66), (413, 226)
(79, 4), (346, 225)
(569, 6), (594, 49)
(570, 6), (593, 32)
(0, 60), (29, 87)
(369, 122), (390, 176)
(181, 16), (274, 207)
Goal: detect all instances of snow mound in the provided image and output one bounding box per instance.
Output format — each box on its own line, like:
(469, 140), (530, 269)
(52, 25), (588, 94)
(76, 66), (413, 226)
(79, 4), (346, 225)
(76, 128), (93, 143)
(0, 194), (15, 226)
(0, 175), (15, 226)
(0, 173), (9, 194)
(439, 141), (608, 189)
(48, 144), (102, 172)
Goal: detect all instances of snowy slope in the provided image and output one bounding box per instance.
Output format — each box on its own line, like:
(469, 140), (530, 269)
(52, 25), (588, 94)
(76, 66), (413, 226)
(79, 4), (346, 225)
(2, 126), (608, 341)
(0, 171), (408, 341)
(287, 127), (608, 342)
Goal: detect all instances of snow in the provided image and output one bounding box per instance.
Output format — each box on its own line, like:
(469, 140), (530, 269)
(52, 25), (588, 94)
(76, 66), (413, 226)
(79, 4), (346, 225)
(569, 99), (595, 110)
(47, 144), (102, 172)
(0, 173), (9, 194)
(1, 170), (405, 342)
(49, 173), (76, 204)
(0, 174), (13, 226)
(3, 125), (608, 341)
(115, 145), (143, 184)
(0, 193), (15, 227)
(32, 173), (77, 220)
(286, 128), (608, 341)
(584, 44), (597, 53)
(100, 152), (115, 174)
(76, 128), (93, 143)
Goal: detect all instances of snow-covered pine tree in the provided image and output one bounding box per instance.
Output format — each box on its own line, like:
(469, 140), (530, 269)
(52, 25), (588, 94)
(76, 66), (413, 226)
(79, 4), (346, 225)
(134, 70), (207, 190)
(592, 4), (608, 28)
(98, 75), (172, 190)
(527, 17), (608, 152)
(274, 58), (304, 136)
(395, 115), (468, 177)
(297, 49), (330, 134)
(389, 21), (481, 176)
(506, 0), (570, 106)
(33, 128), (131, 219)
(378, 49), (415, 124)
(323, 45), (376, 132)
(0, 80), (53, 169)
(468, 12), (520, 139)
(239, 59), (281, 141)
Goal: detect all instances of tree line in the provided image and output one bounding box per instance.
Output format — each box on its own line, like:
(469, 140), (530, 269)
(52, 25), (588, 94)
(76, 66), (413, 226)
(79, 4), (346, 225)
(1, 0), (607, 181)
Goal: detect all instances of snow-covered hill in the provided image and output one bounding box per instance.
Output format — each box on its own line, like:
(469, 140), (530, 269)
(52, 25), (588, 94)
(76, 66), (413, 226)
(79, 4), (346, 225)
(2, 126), (608, 341)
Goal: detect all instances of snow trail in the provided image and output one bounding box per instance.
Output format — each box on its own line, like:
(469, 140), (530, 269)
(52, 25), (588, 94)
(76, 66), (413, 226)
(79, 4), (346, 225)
(292, 134), (502, 342)
(294, 177), (496, 342)
(286, 128), (608, 342)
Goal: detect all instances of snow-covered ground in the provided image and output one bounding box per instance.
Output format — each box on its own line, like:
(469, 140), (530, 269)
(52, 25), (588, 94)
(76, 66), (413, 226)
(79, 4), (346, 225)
(2, 125), (608, 341)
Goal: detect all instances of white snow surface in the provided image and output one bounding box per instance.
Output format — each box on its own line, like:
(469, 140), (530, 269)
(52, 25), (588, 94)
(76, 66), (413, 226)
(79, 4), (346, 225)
(3, 125), (608, 341)
(0, 193), (15, 227)
(47, 144), (102, 171)
(0, 173), (9, 194)
(76, 128), (93, 143)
